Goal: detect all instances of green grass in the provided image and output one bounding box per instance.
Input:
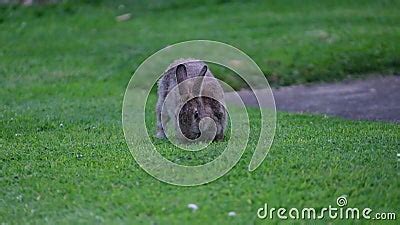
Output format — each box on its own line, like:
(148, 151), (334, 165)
(1, 0), (400, 89)
(1, 0), (400, 224)
(1, 102), (399, 224)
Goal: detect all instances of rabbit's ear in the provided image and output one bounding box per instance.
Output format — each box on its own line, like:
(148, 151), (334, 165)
(176, 64), (187, 83)
(199, 65), (207, 76)
(193, 66), (207, 96)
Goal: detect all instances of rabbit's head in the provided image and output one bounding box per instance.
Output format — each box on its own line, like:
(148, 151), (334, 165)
(174, 64), (226, 141)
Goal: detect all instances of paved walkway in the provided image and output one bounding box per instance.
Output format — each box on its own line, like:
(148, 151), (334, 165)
(225, 76), (400, 122)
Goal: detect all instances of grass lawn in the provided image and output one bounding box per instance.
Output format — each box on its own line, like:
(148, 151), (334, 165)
(1, 0), (400, 88)
(1, 0), (399, 224)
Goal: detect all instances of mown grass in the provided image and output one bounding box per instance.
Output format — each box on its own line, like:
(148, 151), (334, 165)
(1, 98), (399, 223)
(0, 0), (399, 224)
(1, 0), (400, 89)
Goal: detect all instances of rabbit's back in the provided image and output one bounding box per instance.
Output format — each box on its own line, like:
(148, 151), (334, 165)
(160, 59), (214, 93)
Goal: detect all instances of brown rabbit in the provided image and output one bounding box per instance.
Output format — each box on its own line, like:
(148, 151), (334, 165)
(156, 59), (226, 141)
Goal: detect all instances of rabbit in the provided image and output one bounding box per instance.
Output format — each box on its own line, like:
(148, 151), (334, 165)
(156, 59), (227, 142)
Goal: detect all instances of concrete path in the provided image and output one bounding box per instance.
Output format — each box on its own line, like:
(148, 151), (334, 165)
(225, 76), (400, 122)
